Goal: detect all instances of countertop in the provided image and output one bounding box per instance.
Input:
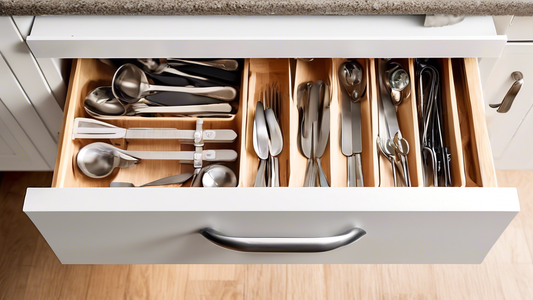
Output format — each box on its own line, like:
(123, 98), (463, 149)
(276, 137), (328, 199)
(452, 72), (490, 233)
(1, 0), (533, 16)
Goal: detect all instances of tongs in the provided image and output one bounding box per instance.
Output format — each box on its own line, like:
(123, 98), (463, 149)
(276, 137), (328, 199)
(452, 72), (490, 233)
(416, 59), (452, 187)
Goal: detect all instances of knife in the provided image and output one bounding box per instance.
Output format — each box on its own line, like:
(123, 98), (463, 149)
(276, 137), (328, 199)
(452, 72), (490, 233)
(341, 80), (364, 187)
(73, 118), (237, 142)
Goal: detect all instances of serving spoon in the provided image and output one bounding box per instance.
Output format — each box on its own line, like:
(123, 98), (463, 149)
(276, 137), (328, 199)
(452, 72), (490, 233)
(77, 142), (238, 179)
(112, 64), (237, 103)
(84, 86), (233, 119)
(385, 62), (411, 105)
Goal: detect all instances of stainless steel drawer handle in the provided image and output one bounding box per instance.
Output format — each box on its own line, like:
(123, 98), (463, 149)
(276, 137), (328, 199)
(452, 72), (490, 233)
(489, 71), (524, 113)
(200, 227), (366, 253)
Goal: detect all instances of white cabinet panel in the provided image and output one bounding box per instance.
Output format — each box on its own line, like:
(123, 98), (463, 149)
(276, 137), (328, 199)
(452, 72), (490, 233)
(0, 100), (48, 170)
(495, 103), (533, 170)
(0, 17), (63, 144)
(26, 16), (505, 58)
(0, 54), (53, 170)
(484, 43), (533, 161)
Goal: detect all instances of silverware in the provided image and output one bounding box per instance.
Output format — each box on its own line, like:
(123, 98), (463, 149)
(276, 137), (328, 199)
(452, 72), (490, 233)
(202, 164), (238, 187)
(110, 172), (194, 187)
(297, 82), (314, 186)
(77, 142), (238, 179)
(339, 61), (366, 187)
(253, 101), (269, 187)
(112, 64), (237, 103)
(73, 118), (237, 142)
(137, 58), (208, 81)
(314, 81), (330, 187)
(84, 87), (234, 119)
(304, 81), (320, 187)
(168, 59), (239, 71)
(377, 59), (411, 187)
(297, 81), (329, 187)
(264, 85), (283, 187)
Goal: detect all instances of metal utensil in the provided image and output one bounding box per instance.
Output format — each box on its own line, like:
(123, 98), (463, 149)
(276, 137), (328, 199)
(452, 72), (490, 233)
(385, 62), (411, 105)
(110, 172), (194, 187)
(73, 118), (237, 142)
(84, 87), (234, 119)
(253, 101), (269, 187)
(314, 81), (330, 187)
(339, 61), (366, 187)
(202, 165), (238, 187)
(377, 59), (411, 187)
(77, 142), (238, 179)
(416, 59), (451, 187)
(339, 61), (367, 102)
(112, 64), (237, 103)
(264, 85), (283, 187)
(137, 58), (208, 81)
(304, 81), (321, 187)
(168, 59), (239, 71)
(297, 82), (314, 186)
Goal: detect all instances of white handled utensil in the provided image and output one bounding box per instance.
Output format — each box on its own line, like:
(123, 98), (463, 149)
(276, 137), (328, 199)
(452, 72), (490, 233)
(73, 118), (237, 142)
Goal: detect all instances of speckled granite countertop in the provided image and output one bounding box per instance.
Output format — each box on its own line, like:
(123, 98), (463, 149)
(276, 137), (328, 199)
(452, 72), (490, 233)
(1, 0), (532, 16)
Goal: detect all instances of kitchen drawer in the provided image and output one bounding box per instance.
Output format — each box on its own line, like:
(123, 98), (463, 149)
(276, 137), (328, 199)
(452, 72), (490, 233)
(24, 58), (519, 264)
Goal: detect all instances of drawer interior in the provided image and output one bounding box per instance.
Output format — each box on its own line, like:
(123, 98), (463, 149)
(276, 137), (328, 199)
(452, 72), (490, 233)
(52, 57), (496, 189)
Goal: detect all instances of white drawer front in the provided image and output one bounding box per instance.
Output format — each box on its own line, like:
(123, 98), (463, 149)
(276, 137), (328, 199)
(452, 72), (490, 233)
(26, 16), (505, 59)
(24, 187), (518, 264)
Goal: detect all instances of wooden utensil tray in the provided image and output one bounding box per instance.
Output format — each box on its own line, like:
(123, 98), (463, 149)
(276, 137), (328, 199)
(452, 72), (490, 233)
(53, 58), (491, 189)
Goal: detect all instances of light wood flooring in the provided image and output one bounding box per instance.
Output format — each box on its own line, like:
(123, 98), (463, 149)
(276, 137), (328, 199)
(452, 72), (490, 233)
(0, 171), (532, 299)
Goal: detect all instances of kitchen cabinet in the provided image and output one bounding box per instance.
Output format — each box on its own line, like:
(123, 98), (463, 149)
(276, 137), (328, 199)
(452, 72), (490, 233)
(0, 16), (64, 171)
(484, 44), (533, 163)
(15, 15), (519, 264)
(0, 54), (51, 170)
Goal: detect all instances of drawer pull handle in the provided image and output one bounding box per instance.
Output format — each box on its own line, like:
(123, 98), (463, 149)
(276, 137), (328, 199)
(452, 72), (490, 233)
(489, 71), (524, 113)
(200, 227), (366, 253)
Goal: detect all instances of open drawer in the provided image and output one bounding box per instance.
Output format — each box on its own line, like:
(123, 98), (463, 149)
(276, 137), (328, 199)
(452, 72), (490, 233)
(24, 57), (519, 264)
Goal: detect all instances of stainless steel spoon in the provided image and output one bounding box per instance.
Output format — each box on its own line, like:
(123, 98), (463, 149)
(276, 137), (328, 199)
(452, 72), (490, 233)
(112, 63), (237, 103)
(339, 61), (367, 102)
(77, 142), (238, 179)
(137, 58), (208, 81)
(84, 87), (233, 119)
(202, 165), (237, 187)
(253, 101), (270, 187)
(385, 62), (411, 105)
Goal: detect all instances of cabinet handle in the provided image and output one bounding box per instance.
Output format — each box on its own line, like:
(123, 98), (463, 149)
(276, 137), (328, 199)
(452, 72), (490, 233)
(200, 227), (366, 253)
(489, 71), (524, 113)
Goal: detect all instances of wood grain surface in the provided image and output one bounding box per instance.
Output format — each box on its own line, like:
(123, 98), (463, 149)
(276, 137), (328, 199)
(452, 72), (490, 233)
(0, 171), (532, 299)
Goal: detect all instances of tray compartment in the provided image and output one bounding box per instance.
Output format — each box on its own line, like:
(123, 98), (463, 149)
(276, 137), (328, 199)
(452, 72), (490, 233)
(240, 59), (291, 187)
(328, 58), (379, 187)
(289, 59), (334, 187)
(53, 59), (248, 188)
(374, 59), (423, 187)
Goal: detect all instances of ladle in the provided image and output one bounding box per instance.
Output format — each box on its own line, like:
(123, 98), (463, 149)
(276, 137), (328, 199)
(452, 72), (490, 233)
(112, 63), (237, 103)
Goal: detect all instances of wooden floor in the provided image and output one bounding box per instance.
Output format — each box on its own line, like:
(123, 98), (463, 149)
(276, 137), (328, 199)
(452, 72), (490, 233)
(0, 171), (532, 299)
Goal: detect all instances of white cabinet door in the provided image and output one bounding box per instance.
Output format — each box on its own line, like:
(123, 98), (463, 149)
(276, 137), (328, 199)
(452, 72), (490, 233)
(495, 100), (533, 170)
(484, 43), (533, 164)
(0, 57), (50, 171)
